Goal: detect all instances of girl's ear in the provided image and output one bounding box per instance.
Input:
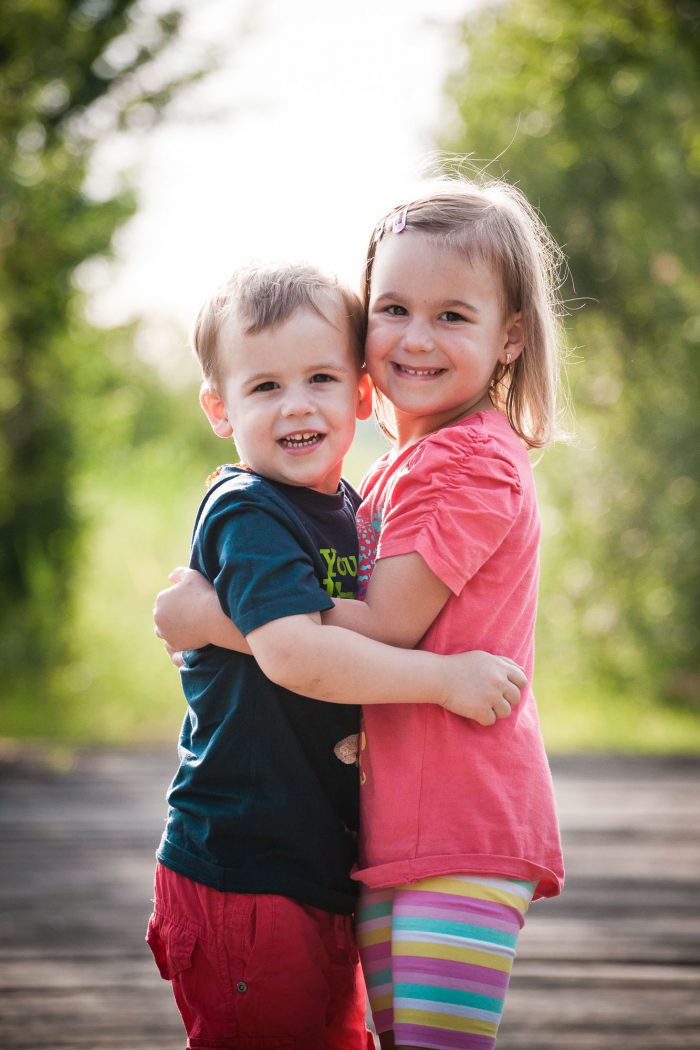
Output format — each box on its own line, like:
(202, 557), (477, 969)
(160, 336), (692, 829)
(200, 384), (234, 438)
(502, 312), (525, 364)
(355, 369), (374, 421)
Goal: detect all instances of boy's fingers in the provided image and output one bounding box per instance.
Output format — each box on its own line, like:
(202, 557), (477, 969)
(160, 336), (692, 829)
(168, 566), (189, 584)
(506, 664), (528, 688)
(503, 681), (522, 706)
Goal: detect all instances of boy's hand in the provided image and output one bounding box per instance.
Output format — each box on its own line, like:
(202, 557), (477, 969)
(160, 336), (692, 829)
(153, 567), (215, 652)
(439, 651), (527, 726)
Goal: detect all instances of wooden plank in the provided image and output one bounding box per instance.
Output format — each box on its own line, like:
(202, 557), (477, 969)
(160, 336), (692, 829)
(0, 747), (698, 1049)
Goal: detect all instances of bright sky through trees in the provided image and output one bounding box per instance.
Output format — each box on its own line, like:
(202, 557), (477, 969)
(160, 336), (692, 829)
(84, 0), (482, 335)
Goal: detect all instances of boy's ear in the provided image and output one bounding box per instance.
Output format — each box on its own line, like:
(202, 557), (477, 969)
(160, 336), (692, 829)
(355, 370), (374, 421)
(200, 384), (234, 438)
(501, 312), (525, 364)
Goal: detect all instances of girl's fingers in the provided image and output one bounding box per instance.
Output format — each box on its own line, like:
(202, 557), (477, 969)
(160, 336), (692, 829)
(167, 565), (189, 583)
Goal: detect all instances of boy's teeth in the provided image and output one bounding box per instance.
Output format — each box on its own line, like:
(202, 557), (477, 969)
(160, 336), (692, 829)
(280, 432), (322, 447)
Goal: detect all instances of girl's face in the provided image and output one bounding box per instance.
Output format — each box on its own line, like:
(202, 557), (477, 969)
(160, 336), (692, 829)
(365, 232), (524, 447)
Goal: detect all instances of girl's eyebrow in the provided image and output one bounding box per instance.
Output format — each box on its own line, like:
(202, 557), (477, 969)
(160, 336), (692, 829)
(444, 299), (480, 314)
(373, 291), (480, 314)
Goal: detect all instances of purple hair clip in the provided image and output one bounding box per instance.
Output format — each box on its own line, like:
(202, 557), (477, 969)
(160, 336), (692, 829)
(374, 220), (385, 243)
(392, 206), (408, 233)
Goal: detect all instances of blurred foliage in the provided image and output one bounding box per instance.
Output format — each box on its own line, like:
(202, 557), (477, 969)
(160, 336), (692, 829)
(0, 0), (209, 719)
(443, 0), (700, 715)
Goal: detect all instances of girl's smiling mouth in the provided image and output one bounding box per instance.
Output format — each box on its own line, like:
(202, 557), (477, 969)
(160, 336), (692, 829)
(393, 363), (447, 378)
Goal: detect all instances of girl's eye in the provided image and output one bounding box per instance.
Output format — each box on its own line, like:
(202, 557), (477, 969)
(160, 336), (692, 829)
(385, 304), (407, 316)
(310, 373), (336, 384)
(252, 381), (278, 393)
(441, 310), (466, 323)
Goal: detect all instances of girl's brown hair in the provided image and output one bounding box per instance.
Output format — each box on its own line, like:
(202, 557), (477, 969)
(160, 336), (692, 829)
(362, 177), (567, 448)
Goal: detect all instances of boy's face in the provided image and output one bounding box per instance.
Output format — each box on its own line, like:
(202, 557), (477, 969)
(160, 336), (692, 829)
(201, 307), (372, 494)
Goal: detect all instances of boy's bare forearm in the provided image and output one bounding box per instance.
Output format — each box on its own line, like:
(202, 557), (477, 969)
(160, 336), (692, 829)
(250, 616), (445, 705)
(247, 615), (525, 726)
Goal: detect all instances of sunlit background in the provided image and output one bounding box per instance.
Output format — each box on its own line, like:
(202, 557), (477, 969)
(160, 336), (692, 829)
(2, 0), (699, 751)
(86, 0), (476, 334)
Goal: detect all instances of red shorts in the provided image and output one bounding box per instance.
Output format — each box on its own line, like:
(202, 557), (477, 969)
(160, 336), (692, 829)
(146, 863), (373, 1050)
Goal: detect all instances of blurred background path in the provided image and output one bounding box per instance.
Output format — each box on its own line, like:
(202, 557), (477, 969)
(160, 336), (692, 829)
(1, 747), (698, 1049)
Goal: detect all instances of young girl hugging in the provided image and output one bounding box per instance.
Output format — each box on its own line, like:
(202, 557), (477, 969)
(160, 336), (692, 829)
(154, 175), (566, 1050)
(325, 179), (566, 1050)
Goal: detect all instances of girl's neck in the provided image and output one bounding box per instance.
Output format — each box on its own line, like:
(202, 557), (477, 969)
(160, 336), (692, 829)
(393, 393), (496, 451)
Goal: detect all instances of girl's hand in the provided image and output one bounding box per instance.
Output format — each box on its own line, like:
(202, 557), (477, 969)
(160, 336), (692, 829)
(164, 641), (185, 669)
(153, 567), (252, 655)
(153, 567), (218, 652)
(439, 651), (527, 726)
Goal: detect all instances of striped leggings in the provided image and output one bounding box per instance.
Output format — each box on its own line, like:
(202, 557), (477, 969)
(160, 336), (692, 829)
(356, 874), (536, 1049)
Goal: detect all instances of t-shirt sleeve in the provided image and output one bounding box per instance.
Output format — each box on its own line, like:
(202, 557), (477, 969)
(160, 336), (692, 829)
(377, 429), (523, 595)
(197, 492), (334, 636)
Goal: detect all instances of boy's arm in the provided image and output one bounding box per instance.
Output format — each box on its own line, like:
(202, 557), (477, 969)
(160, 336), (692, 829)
(153, 565), (525, 720)
(246, 612), (524, 726)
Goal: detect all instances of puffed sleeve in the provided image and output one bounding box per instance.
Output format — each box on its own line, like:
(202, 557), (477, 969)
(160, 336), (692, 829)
(376, 426), (523, 595)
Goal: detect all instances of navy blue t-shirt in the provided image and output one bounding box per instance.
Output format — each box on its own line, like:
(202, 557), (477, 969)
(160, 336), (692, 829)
(157, 466), (362, 914)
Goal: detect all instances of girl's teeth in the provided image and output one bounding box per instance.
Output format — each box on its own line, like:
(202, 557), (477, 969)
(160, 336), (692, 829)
(399, 365), (443, 376)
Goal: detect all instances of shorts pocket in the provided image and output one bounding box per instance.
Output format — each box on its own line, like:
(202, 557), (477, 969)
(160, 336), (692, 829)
(146, 910), (197, 981)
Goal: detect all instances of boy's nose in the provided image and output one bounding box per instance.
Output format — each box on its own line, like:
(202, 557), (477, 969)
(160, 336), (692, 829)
(280, 391), (315, 417)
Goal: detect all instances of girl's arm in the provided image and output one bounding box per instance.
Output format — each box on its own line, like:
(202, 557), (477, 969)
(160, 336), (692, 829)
(154, 567), (251, 654)
(152, 554), (442, 657)
(322, 552), (451, 647)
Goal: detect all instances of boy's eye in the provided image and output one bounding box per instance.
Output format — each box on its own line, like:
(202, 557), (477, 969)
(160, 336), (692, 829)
(252, 381), (278, 393)
(384, 304), (407, 316)
(441, 310), (466, 323)
(310, 373), (337, 384)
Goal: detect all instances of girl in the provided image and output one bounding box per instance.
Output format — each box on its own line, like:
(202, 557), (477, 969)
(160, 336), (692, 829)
(156, 176), (565, 1049)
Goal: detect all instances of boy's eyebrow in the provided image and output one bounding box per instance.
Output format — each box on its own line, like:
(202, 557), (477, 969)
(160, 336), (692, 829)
(373, 291), (480, 314)
(243, 362), (352, 384)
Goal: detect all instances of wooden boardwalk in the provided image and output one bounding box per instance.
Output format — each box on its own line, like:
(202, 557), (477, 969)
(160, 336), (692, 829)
(0, 747), (698, 1049)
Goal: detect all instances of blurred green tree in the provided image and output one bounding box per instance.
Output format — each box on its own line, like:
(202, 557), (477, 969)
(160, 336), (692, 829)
(442, 0), (700, 706)
(0, 1), (209, 712)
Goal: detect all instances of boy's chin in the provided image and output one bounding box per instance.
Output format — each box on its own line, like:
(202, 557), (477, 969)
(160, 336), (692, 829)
(241, 458), (345, 494)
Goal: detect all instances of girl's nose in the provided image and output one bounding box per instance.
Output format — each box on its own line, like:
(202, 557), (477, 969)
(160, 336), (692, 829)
(401, 321), (435, 353)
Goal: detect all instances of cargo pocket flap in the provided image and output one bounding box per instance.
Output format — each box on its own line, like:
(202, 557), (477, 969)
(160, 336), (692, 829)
(146, 911), (197, 980)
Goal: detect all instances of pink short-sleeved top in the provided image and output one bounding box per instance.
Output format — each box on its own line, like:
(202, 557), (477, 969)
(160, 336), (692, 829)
(354, 410), (564, 900)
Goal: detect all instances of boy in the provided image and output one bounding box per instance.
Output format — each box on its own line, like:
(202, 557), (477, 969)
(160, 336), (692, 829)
(149, 264), (523, 1049)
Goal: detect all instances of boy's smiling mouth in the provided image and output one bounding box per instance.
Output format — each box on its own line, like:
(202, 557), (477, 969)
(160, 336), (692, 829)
(393, 363), (446, 378)
(278, 431), (325, 450)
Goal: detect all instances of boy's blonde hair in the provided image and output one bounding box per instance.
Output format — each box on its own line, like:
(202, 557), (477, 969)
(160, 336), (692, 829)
(193, 262), (366, 387)
(362, 177), (567, 449)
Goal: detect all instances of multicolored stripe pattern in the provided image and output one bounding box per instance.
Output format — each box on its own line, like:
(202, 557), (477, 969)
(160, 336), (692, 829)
(356, 874), (536, 1049)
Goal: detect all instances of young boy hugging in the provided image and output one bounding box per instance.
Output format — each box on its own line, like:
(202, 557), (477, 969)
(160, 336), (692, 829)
(148, 263), (520, 1049)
